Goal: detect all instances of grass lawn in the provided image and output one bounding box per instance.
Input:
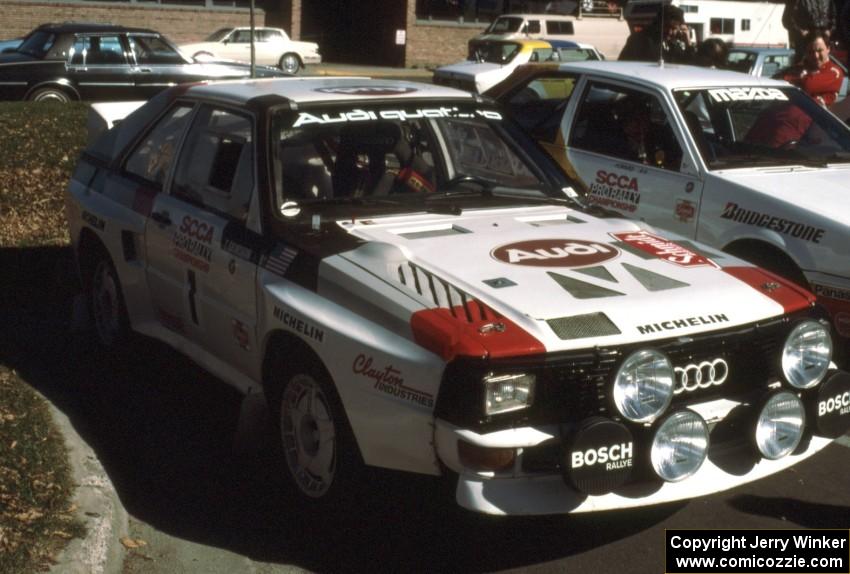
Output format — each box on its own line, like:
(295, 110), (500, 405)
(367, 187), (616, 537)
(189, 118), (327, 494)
(0, 101), (88, 573)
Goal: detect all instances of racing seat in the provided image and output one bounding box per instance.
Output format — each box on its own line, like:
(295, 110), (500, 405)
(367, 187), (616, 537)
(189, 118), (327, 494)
(332, 123), (398, 197)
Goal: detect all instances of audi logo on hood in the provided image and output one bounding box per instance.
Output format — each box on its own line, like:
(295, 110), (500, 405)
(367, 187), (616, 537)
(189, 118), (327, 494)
(491, 239), (620, 268)
(314, 86), (418, 96)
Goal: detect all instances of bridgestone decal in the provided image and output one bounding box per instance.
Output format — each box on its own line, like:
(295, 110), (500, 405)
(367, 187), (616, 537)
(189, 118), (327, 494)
(720, 202), (825, 243)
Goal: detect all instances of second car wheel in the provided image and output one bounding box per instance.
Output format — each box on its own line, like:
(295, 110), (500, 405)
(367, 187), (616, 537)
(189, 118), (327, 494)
(29, 87), (71, 103)
(273, 358), (363, 504)
(279, 53), (301, 75)
(88, 253), (129, 348)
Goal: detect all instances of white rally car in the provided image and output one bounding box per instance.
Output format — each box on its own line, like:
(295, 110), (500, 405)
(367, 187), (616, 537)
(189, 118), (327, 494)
(65, 77), (850, 516)
(487, 61), (850, 366)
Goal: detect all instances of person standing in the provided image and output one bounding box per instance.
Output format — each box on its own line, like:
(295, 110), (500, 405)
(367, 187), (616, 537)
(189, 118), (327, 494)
(782, 30), (845, 106)
(619, 4), (696, 63)
(783, 0), (836, 61)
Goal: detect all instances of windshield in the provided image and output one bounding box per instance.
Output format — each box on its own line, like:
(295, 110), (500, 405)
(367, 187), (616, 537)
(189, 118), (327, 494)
(468, 41), (522, 63)
(270, 102), (571, 219)
(17, 30), (55, 58)
(674, 86), (850, 169)
(205, 28), (233, 42)
(486, 17), (524, 34)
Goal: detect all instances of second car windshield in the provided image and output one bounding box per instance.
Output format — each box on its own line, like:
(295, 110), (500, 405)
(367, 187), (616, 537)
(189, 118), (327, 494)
(675, 86), (850, 169)
(18, 30), (55, 58)
(205, 28), (233, 42)
(270, 102), (564, 217)
(469, 41), (521, 64)
(486, 17), (524, 34)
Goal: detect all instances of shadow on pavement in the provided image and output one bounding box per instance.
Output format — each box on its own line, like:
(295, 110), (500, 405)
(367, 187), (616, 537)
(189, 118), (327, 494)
(0, 245), (682, 573)
(728, 495), (850, 530)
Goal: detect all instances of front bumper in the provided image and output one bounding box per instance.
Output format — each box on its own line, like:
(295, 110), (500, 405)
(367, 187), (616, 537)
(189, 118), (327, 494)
(302, 54), (322, 65)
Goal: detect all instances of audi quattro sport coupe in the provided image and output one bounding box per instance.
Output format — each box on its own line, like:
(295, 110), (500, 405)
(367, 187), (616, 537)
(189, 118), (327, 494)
(486, 61), (850, 366)
(65, 77), (850, 516)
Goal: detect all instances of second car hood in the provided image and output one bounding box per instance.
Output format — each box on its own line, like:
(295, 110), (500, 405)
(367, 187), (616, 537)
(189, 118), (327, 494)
(712, 166), (850, 225)
(335, 205), (802, 352)
(435, 61), (504, 79)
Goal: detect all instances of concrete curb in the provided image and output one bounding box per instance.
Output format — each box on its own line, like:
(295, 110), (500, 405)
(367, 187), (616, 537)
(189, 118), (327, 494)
(48, 402), (128, 574)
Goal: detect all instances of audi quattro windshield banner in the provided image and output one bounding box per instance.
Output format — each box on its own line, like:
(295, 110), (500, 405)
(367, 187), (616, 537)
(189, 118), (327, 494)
(666, 529), (849, 574)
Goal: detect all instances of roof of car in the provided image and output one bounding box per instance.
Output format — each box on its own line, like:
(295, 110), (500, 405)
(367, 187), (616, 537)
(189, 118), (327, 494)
(184, 76), (478, 106)
(36, 22), (157, 35)
(551, 60), (788, 89)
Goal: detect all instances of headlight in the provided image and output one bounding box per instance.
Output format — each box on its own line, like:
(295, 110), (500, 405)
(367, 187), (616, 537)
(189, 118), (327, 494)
(650, 410), (709, 482)
(484, 373), (535, 415)
(755, 391), (805, 460)
(782, 320), (832, 389)
(613, 349), (674, 423)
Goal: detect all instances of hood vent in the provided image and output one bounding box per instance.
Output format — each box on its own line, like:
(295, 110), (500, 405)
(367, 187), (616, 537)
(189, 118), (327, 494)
(395, 224), (470, 240)
(398, 262), (499, 323)
(622, 262), (689, 292)
(548, 272), (625, 299)
(547, 312), (621, 341)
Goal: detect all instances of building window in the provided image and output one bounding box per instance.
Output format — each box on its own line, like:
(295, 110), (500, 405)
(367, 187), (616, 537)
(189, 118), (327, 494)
(710, 18), (735, 35)
(416, 0), (523, 23)
(742, 19), (750, 31)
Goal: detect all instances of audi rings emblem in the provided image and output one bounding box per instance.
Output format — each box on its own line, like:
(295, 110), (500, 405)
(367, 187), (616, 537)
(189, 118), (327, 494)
(673, 358), (729, 394)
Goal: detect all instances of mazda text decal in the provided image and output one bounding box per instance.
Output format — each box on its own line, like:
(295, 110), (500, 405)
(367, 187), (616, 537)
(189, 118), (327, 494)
(353, 354), (434, 408)
(491, 239), (619, 267)
(173, 216), (214, 273)
(293, 107), (502, 127)
(721, 202), (825, 243)
(638, 314), (729, 334)
(587, 170), (640, 213)
(708, 87), (788, 102)
(612, 230), (717, 267)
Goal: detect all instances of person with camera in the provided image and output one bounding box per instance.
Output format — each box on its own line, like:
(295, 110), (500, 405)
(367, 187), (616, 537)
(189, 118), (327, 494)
(782, 29), (844, 106)
(619, 4), (696, 63)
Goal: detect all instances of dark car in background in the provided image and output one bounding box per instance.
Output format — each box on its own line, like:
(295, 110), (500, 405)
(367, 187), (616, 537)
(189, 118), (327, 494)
(0, 22), (287, 102)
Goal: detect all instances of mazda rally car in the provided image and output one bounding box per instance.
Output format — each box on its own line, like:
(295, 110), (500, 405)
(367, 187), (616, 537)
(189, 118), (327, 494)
(486, 61), (850, 367)
(65, 77), (850, 515)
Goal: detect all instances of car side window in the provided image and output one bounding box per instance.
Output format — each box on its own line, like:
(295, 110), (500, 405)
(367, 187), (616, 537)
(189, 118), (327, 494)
(527, 20), (541, 34)
(231, 30), (252, 43)
(506, 74), (578, 144)
(124, 104), (194, 189)
(69, 35), (126, 65)
(570, 82), (683, 171)
(129, 35), (184, 65)
(172, 106), (254, 224)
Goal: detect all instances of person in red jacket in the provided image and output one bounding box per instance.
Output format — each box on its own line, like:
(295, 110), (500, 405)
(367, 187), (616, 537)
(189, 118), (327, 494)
(782, 30), (845, 106)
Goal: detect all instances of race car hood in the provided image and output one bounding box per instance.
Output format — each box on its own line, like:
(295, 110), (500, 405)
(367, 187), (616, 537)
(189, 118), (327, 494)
(434, 61), (504, 80)
(337, 206), (808, 355)
(712, 167), (850, 225)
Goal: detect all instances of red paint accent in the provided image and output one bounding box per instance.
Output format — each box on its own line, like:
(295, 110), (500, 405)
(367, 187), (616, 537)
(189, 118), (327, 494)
(132, 187), (157, 217)
(611, 230), (717, 268)
(410, 302), (545, 362)
(722, 266), (816, 314)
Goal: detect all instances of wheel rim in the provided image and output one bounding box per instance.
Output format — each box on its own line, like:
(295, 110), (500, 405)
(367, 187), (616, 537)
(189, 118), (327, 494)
(92, 261), (121, 346)
(281, 54), (300, 74)
(34, 90), (67, 103)
(280, 373), (337, 498)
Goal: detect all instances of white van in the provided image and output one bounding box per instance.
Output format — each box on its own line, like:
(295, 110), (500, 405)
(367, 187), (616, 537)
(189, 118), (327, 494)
(475, 13), (629, 59)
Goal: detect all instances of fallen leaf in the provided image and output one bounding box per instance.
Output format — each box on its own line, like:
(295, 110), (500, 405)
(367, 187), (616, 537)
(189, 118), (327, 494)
(120, 537), (147, 549)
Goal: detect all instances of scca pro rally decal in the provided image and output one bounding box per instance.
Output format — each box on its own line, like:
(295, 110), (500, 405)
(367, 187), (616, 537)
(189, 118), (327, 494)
(721, 202), (825, 243)
(353, 354), (434, 409)
(611, 230), (717, 268)
(173, 216), (214, 273)
(708, 87), (788, 102)
(315, 86), (417, 96)
(491, 239), (619, 267)
(587, 170), (640, 213)
(292, 107), (501, 127)
(638, 313), (729, 335)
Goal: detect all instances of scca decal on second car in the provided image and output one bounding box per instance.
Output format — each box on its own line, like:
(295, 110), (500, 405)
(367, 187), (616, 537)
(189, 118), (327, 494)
(491, 239), (620, 267)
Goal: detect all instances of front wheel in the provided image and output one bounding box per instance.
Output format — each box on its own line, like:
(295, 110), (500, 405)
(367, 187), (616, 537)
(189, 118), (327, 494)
(29, 87), (71, 103)
(88, 254), (129, 348)
(273, 360), (362, 504)
(279, 53), (301, 75)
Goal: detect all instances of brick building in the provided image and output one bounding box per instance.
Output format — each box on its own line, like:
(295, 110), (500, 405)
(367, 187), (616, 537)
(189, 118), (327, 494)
(0, 0), (530, 68)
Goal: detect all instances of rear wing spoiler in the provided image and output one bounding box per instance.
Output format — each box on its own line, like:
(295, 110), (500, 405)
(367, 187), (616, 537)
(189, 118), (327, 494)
(87, 101), (146, 147)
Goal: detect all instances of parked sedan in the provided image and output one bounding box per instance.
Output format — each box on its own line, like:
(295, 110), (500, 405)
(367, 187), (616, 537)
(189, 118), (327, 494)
(65, 76), (849, 516)
(180, 27), (321, 74)
(487, 61), (850, 364)
(432, 38), (601, 93)
(0, 23), (286, 103)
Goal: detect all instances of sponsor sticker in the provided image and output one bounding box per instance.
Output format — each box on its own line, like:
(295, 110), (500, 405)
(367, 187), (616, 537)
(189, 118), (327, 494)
(172, 215), (215, 273)
(675, 199), (696, 223)
(812, 283), (850, 303)
(231, 319), (250, 351)
(587, 170), (641, 213)
(315, 86), (418, 96)
(720, 202), (825, 244)
(81, 210), (105, 231)
(565, 417), (634, 496)
(273, 306), (325, 343)
(353, 354), (434, 409)
(637, 314), (730, 335)
(292, 107), (502, 127)
(708, 87), (788, 102)
(491, 239), (620, 268)
(836, 313), (850, 338)
(611, 230), (717, 267)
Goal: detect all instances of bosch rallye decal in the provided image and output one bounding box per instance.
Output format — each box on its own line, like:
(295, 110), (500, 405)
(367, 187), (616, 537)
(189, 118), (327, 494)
(491, 239), (620, 267)
(721, 202), (825, 243)
(611, 231), (717, 268)
(292, 107), (502, 127)
(587, 170), (640, 213)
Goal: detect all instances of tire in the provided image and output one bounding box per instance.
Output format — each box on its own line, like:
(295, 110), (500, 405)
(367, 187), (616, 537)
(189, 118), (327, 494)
(270, 357), (363, 504)
(279, 53), (301, 75)
(725, 242), (808, 289)
(88, 253), (129, 348)
(29, 87), (71, 103)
